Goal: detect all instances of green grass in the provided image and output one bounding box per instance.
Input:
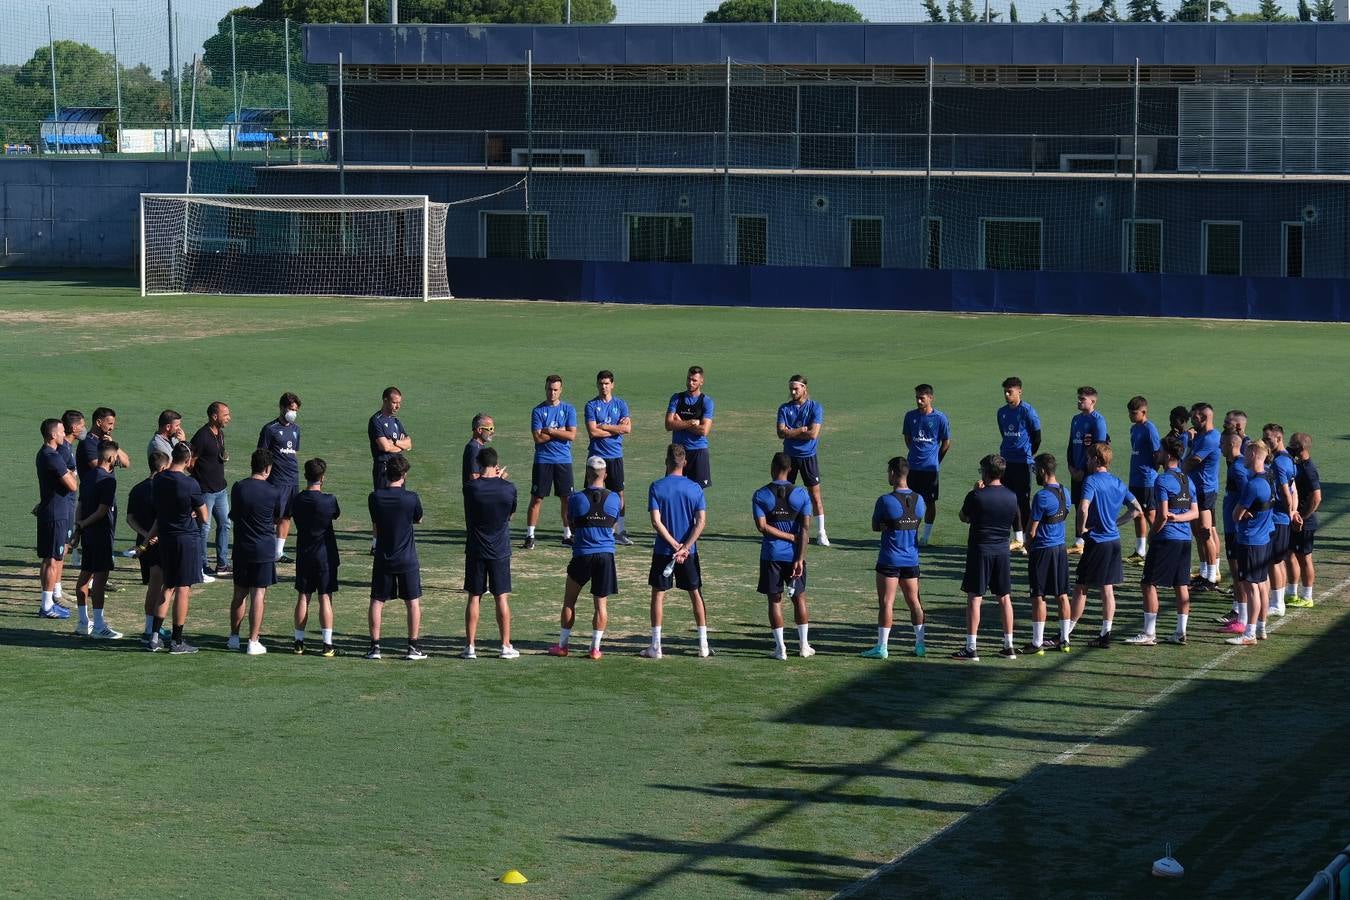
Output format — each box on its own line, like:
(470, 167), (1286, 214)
(1, 273), (1346, 898)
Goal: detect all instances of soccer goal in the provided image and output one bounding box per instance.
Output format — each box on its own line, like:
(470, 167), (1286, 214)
(139, 194), (451, 301)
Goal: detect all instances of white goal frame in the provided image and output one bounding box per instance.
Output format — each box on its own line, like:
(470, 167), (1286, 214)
(139, 193), (450, 301)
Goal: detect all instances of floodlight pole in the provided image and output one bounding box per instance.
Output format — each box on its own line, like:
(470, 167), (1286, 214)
(525, 49), (533, 238)
(1130, 56), (1140, 273)
(284, 18), (294, 161)
(724, 56), (732, 265)
(112, 8), (123, 150)
(364, 0), (370, 23)
(772, 0), (779, 22)
(231, 15), (240, 155)
(925, 56), (934, 266)
(167, 0), (176, 154)
(338, 51), (346, 196)
(47, 6), (59, 125)
(566, 0), (572, 23)
(185, 53), (198, 195)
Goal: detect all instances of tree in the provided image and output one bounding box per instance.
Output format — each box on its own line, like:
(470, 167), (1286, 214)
(1312, 0), (1334, 18)
(703, 0), (863, 21)
(1126, 0), (1167, 20)
(1009, 1), (1019, 18)
(1055, 0), (1082, 20)
(1257, 0), (1286, 16)
(1084, 0), (1119, 19)
(1298, 0), (1313, 18)
(923, 0), (947, 20)
(1172, 0), (1230, 19)
(958, 0), (978, 20)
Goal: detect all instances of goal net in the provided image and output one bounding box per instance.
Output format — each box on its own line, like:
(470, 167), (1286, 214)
(140, 194), (451, 300)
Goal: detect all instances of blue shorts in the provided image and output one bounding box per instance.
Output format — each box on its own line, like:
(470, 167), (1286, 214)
(650, 555), (702, 591)
(37, 519), (73, 561)
(1028, 545), (1070, 599)
(531, 462), (574, 499)
(1141, 538), (1191, 588)
(372, 565), (421, 602)
(232, 559), (278, 590)
(567, 553), (618, 597)
(758, 558), (805, 598)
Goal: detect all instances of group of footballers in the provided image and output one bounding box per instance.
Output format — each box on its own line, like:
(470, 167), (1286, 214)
(30, 370), (1324, 663)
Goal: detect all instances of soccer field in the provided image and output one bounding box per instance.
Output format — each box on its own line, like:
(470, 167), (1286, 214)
(1, 273), (1347, 899)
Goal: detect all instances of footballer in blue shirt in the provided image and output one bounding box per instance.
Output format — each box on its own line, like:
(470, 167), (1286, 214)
(665, 366), (715, 489)
(1125, 435), (1199, 647)
(998, 376), (1041, 553)
(642, 444), (712, 659)
(547, 458), (623, 660)
(585, 370), (634, 546)
(1125, 396), (1161, 565)
(1025, 454), (1072, 654)
(1261, 424), (1299, 617)
(1071, 444), (1143, 649)
(1230, 440), (1275, 646)
(777, 374), (829, 546)
(258, 392), (302, 562)
(861, 457), (927, 660)
(752, 453), (815, 660)
(525, 374), (578, 550)
(1184, 403), (1222, 591)
(902, 384), (951, 546)
(1066, 386), (1110, 554)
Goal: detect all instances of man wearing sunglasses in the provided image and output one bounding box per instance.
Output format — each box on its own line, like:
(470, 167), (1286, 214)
(462, 414), (500, 485)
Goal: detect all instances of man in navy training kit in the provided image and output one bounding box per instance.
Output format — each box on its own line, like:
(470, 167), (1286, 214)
(547, 457), (623, 660)
(80, 407), (132, 559)
(777, 374), (828, 546)
(462, 414), (502, 484)
(60, 410), (84, 573)
(666, 365), (715, 489)
(586, 370), (634, 546)
(127, 451), (169, 645)
(292, 457), (341, 657)
(863, 457), (926, 659)
(525, 374), (577, 549)
(1286, 432), (1321, 608)
(752, 452), (815, 660)
(367, 455), (426, 661)
(258, 391), (302, 563)
(1067, 386), (1110, 555)
(73, 440), (123, 639)
(226, 449), (283, 656)
(903, 383), (951, 547)
(1024, 453), (1071, 654)
(1071, 443), (1143, 649)
(1125, 395), (1161, 566)
(998, 377), (1040, 553)
(1228, 441), (1275, 646)
(643, 443), (712, 659)
(1184, 402), (1222, 591)
(1125, 435), (1198, 647)
(35, 418), (79, 620)
(152, 442), (208, 654)
(1261, 423), (1299, 618)
(190, 401), (232, 578)
(462, 446), (519, 660)
(954, 455), (1019, 661)
(369, 386), (413, 490)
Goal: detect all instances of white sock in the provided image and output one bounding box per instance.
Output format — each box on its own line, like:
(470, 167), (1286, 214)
(1256, 620), (1266, 637)
(53, 583), (63, 600)
(1136, 538), (1147, 555)
(93, 608), (106, 629)
(616, 516), (626, 533)
(1101, 619), (1113, 635)
(1068, 618), (1079, 635)
(1031, 620), (1045, 646)
(558, 626), (571, 647)
(816, 514), (826, 534)
(321, 628), (333, 644)
(1003, 633), (1014, 649)
(1074, 536), (1085, 547)
(1143, 612), (1157, 635)
(563, 526), (573, 539)
(1232, 598), (1242, 614)
(1244, 622), (1257, 639)
(295, 629), (305, 641)
(1060, 620), (1071, 641)
(1177, 613), (1189, 635)
(1301, 584), (1314, 600)
(78, 605), (91, 627)
(796, 623), (809, 647)
(1206, 564), (1218, 584)
(1272, 587), (1286, 607)
(1015, 530), (1025, 543)
(914, 622), (925, 643)
(651, 625), (662, 649)
(921, 522), (934, 543)
(591, 630), (603, 651)
(1238, 604), (1249, 626)
(370, 536), (377, 548)
(966, 634), (977, 651)
(697, 625), (708, 648)
(144, 614), (155, 634)
(772, 627), (786, 651)
(527, 525), (536, 538)
(274, 537), (285, 559)
(40, 590), (54, 612)
(878, 626), (891, 647)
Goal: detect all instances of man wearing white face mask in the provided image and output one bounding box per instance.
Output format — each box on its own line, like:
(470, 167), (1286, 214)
(258, 392), (302, 563)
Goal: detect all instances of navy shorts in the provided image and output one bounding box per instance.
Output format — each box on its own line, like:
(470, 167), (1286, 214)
(962, 546), (1011, 597)
(1195, 486), (1217, 513)
(909, 469), (939, 506)
(684, 449), (711, 488)
(1130, 485), (1155, 512)
(138, 545), (162, 584)
(1268, 523), (1292, 563)
(1070, 477), (1086, 506)
(373, 459), (394, 490)
(1141, 538), (1191, 588)
(464, 553), (512, 597)
(1076, 538), (1123, 588)
(876, 564), (920, 580)
(37, 519), (73, 561)
(787, 455), (821, 488)
(567, 553), (618, 597)
(1291, 528), (1316, 556)
(600, 457), (625, 493)
(531, 462), (574, 499)
(232, 559), (278, 590)
(295, 560), (339, 596)
(79, 526), (115, 574)
(1004, 462), (1032, 518)
(371, 565), (422, 602)
(160, 534), (203, 589)
(649, 555), (702, 591)
(1235, 543), (1271, 584)
(758, 558), (805, 597)
(1028, 545), (1070, 599)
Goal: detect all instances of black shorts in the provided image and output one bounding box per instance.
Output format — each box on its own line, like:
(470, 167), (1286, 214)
(371, 565), (422, 602)
(684, 448), (711, 488)
(909, 470), (939, 506)
(1268, 523), (1292, 563)
(1141, 538), (1191, 588)
(787, 455), (821, 488)
(1235, 543), (1271, 584)
(1195, 486), (1217, 513)
(1070, 477), (1085, 506)
(37, 519), (73, 561)
(160, 534), (202, 589)
(531, 462), (574, 498)
(295, 560), (339, 596)
(232, 559), (278, 590)
(1028, 545), (1070, 599)
(962, 547), (1011, 597)
(1130, 485), (1155, 512)
(567, 553), (618, 597)
(79, 526), (115, 574)
(1291, 528), (1316, 556)
(600, 457), (625, 493)
(758, 558), (805, 597)
(876, 564), (920, 580)
(1004, 462), (1032, 513)
(373, 458), (394, 490)
(649, 555), (702, 591)
(138, 545), (161, 585)
(464, 554), (512, 597)
(1075, 538), (1123, 588)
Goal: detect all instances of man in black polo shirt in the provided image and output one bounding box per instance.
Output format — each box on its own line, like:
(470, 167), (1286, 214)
(954, 455), (1020, 661)
(127, 451), (169, 645)
(368, 455), (426, 661)
(227, 449), (283, 656)
(462, 446), (518, 660)
(190, 401), (232, 578)
(369, 386), (412, 489)
(151, 442), (208, 654)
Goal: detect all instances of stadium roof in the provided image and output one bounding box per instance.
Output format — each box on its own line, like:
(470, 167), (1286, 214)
(304, 22), (1350, 68)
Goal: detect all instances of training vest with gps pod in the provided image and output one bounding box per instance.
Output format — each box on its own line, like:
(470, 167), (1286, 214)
(1162, 470), (1192, 513)
(675, 394), (707, 422)
(1042, 483), (1069, 524)
(765, 483), (800, 528)
(885, 491), (922, 531)
(1249, 472), (1275, 512)
(574, 488), (618, 529)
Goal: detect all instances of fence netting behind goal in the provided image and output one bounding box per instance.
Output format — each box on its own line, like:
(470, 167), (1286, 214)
(141, 195), (450, 299)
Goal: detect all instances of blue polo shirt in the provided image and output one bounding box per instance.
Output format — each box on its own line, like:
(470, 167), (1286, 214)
(1235, 476), (1273, 546)
(1029, 482), (1070, 550)
(1154, 468), (1197, 542)
(258, 418), (301, 487)
(567, 487), (622, 556)
(997, 402), (1041, 465)
(369, 486), (423, 573)
(873, 489), (924, 568)
(903, 409), (951, 472)
(231, 477), (283, 564)
(667, 392), (714, 450)
(1082, 471), (1131, 543)
(1069, 411), (1109, 472)
(778, 399), (824, 459)
(648, 474), (706, 557)
(1129, 420), (1162, 488)
(36, 446), (76, 524)
(1270, 450), (1296, 526)
(751, 480), (811, 562)
(1189, 427), (1221, 494)
(585, 396), (630, 459)
(532, 402), (577, 465)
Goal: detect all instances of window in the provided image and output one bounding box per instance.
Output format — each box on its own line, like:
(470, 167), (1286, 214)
(1203, 221), (1242, 276)
(981, 218), (1042, 271)
(627, 214), (693, 264)
(736, 216), (767, 266)
(925, 217), (942, 270)
(848, 217), (882, 268)
(1122, 219), (1163, 274)
(482, 212), (548, 260)
(1283, 222), (1304, 278)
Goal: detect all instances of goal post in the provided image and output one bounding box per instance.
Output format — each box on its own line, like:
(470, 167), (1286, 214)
(139, 193), (451, 301)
